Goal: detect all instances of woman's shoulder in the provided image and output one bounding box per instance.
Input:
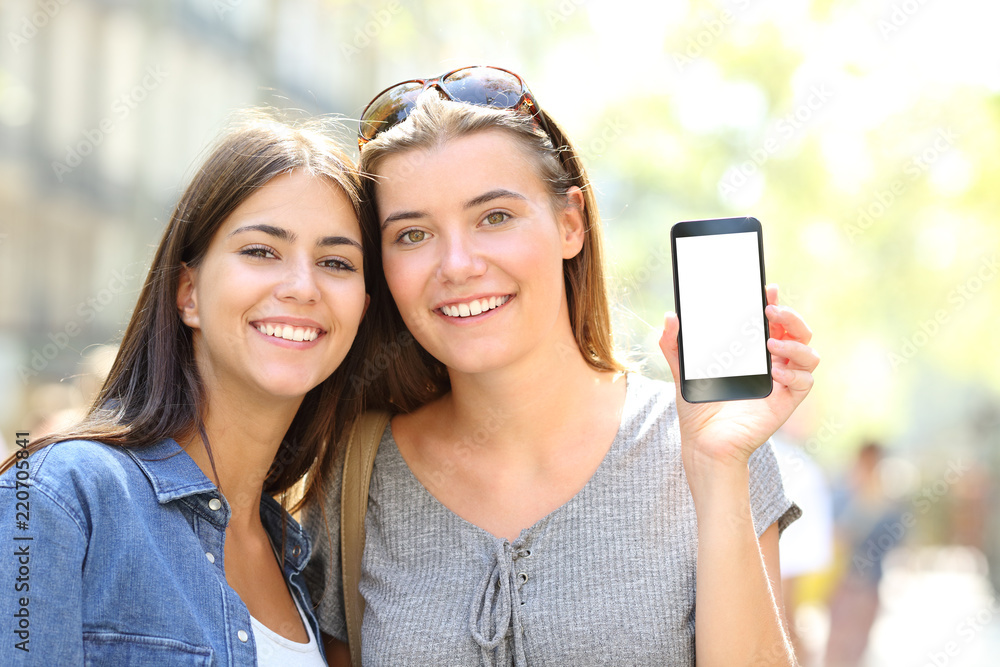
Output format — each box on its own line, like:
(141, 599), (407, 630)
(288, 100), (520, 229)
(3, 439), (153, 503)
(600, 372), (682, 471)
(622, 371), (678, 425)
(29, 437), (134, 472)
(625, 371), (675, 396)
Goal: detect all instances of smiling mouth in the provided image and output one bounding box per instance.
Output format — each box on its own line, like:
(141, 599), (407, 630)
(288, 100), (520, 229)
(254, 323), (323, 342)
(440, 295), (511, 318)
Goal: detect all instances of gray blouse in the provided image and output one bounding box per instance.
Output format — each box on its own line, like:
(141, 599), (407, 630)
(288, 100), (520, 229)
(303, 373), (800, 666)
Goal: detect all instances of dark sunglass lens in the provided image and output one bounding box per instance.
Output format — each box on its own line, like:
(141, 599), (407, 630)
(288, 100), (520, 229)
(360, 82), (424, 140)
(442, 67), (523, 109)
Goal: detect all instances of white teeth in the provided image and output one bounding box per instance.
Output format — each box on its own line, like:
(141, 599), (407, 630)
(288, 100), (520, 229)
(440, 295), (510, 318)
(255, 324), (321, 342)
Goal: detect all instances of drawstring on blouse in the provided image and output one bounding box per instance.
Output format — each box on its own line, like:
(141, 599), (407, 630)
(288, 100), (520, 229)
(469, 539), (530, 666)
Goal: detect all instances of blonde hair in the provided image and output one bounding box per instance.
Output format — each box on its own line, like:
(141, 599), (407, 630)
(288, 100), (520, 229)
(359, 93), (624, 412)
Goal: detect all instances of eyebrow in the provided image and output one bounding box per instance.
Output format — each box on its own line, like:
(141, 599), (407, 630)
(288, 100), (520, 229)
(228, 224), (362, 251)
(381, 210), (425, 230)
(380, 188), (528, 230)
(463, 188), (527, 210)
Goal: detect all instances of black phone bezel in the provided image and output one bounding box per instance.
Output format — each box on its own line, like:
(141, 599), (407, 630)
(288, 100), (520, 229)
(670, 216), (773, 403)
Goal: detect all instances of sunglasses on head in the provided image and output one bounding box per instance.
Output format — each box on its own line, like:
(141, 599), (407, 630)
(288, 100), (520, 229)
(358, 65), (547, 150)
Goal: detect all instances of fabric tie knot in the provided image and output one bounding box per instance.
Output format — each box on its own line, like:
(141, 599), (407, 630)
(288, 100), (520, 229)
(469, 538), (528, 666)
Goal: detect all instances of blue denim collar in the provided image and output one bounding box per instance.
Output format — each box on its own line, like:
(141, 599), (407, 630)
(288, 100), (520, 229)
(125, 438), (218, 503)
(123, 438), (312, 572)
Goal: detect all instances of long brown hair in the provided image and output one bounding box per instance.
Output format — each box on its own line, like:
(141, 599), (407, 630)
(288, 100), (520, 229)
(358, 91), (625, 413)
(3, 111), (376, 511)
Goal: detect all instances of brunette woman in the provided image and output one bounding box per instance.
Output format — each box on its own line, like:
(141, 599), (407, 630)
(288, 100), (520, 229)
(1, 113), (376, 665)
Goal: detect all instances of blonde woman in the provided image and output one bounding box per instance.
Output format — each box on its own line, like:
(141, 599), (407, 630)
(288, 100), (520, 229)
(307, 67), (818, 667)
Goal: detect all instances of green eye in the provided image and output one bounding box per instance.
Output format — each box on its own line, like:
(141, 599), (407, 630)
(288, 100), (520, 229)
(485, 212), (507, 225)
(405, 230), (426, 243)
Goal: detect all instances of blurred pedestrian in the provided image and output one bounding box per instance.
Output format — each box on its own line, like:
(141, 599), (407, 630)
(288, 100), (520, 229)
(825, 440), (903, 667)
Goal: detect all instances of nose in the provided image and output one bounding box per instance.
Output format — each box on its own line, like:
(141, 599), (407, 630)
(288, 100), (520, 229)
(276, 256), (321, 303)
(437, 230), (487, 285)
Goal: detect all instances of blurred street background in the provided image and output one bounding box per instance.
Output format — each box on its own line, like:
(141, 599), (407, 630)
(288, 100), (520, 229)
(1, 1), (998, 664)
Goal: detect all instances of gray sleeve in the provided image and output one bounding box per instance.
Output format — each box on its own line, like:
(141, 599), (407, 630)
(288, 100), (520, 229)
(748, 440), (802, 537)
(302, 447), (348, 642)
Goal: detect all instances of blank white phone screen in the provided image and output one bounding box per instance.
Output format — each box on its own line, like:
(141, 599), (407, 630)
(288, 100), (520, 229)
(675, 232), (767, 380)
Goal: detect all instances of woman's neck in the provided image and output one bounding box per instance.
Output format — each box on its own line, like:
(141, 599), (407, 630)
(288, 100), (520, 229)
(441, 340), (625, 463)
(179, 384), (302, 531)
(394, 336), (627, 540)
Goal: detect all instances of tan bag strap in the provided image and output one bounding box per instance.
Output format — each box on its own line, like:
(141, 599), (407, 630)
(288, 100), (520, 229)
(340, 410), (391, 667)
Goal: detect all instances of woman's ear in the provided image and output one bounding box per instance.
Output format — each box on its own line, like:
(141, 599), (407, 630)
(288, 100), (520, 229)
(176, 263), (200, 329)
(558, 186), (586, 260)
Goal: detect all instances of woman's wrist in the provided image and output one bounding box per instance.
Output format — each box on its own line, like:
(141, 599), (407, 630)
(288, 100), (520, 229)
(682, 451), (753, 518)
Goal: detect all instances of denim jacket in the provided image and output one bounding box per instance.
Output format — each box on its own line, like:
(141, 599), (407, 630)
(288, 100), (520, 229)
(0, 438), (325, 666)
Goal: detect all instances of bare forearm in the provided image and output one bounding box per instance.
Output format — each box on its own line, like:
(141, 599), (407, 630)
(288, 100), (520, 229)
(688, 462), (795, 667)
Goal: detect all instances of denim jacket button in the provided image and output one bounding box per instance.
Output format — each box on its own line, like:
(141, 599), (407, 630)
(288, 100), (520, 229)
(208, 498), (222, 511)
(292, 545), (302, 558)
(206, 552), (215, 564)
(238, 630), (249, 642)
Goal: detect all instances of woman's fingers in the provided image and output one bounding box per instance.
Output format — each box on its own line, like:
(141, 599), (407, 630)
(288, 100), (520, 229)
(772, 366), (815, 393)
(768, 333), (818, 394)
(766, 283), (779, 307)
(659, 312), (682, 385)
(767, 338), (820, 372)
(765, 304), (812, 345)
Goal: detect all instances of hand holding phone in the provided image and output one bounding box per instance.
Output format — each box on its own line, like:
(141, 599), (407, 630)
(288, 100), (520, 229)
(670, 216), (772, 402)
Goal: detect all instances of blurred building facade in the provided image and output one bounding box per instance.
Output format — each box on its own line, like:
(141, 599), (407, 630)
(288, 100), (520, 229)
(0, 0), (389, 442)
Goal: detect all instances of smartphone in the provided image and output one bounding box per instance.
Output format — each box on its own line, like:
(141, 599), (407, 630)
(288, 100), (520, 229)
(670, 216), (772, 403)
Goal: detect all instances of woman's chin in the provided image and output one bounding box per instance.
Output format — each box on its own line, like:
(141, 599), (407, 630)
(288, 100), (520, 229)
(436, 351), (515, 377)
(252, 373), (327, 402)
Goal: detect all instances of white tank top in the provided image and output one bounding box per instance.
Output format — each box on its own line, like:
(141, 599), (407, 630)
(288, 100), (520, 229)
(251, 590), (326, 666)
